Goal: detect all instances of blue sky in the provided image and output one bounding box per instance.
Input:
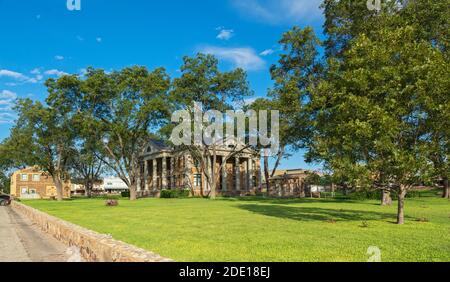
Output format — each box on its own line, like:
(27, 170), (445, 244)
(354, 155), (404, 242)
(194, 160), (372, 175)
(0, 0), (325, 170)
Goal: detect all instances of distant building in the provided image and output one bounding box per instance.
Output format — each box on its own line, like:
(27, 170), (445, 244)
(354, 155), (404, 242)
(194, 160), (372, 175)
(10, 167), (71, 199)
(102, 177), (129, 193)
(269, 169), (327, 197)
(70, 181), (104, 196)
(71, 183), (85, 195)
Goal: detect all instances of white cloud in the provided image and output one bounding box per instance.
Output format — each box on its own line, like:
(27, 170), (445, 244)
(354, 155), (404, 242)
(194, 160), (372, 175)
(45, 69), (69, 77)
(0, 69), (46, 84)
(0, 90), (17, 100)
(78, 68), (88, 77)
(231, 0), (323, 25)
(0, 90), (17, 123)
(96, 37), (102, 43)
(199, 46), (266, 71)
(30, 68), (41, 75)
(55, 55), (65, 61)
(0, 112), (16, 124)
(0, 69), (28, 81)
(216, 28), (234, 40)
(260, 49), (274, 56)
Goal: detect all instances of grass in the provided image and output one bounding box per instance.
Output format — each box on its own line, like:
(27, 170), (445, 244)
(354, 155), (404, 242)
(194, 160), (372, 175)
(22, 191), (450, 262)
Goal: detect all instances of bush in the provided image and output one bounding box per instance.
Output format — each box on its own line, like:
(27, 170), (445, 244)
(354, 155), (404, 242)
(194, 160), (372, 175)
(160, 189), (190, 198)
(121, 191), (130, 198)
(348, 190), (421, 200)
(105, 199), (119, 206)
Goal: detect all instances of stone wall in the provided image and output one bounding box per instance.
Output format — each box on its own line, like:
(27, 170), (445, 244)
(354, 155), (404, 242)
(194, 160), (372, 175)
(11, 201), (173, 262)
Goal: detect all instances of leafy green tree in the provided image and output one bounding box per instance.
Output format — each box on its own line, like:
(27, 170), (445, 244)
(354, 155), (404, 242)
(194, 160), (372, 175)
(170, 53), (253, 199)
(306, 0), (449, 214)
(309, 21), (444, 223)
(46, 67), (172, 201)
(6, 98), (75, 201)
(248, 27), (321, 196)
(0, 144), (11, 193)
(68, 143), (104, 198)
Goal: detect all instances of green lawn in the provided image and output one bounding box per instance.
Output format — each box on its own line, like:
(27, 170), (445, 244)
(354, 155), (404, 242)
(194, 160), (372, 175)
(22, 192), (450, 262)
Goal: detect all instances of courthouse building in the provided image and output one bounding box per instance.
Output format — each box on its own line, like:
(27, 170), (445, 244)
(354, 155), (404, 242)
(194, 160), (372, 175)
(137, 139), (262, 197)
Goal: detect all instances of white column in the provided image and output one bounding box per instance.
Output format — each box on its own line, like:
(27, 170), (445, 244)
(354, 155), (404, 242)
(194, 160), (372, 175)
(222, 157), (227, 192)
(162, 156), (167, 189)
(137, 162), (142, 192)
(248, 158), (253, 190)
(144, 160), (148, 191)
(235, 157), (240, 191)
(170, 157), (175, 189)
(152, 159), (158, 191)
(257, 160), (262, 190)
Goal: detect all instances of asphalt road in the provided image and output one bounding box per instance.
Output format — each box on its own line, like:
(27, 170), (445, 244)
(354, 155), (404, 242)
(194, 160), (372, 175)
(0, 206), (70, 262)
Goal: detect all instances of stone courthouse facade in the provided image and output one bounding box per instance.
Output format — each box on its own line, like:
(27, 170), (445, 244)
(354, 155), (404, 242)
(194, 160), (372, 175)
(137, 140), (262, 197)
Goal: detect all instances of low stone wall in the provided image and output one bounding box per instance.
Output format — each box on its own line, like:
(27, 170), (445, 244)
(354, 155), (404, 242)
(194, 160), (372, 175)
(11, 201), (173, 262)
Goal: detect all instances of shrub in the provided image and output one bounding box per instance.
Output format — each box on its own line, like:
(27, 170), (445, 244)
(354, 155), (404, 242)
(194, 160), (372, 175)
(360, 221), (370, 228)
(160, 189), (190, 198)
(348, 190), (421, 200)
(121, 191), (130, 198)
(416, 217), (429, 223)
(105, 199), (119, 206)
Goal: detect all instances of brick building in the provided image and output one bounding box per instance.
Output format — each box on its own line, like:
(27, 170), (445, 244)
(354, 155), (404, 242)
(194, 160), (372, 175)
(10, 167), (71, 199)
(269, 169), (327, 197)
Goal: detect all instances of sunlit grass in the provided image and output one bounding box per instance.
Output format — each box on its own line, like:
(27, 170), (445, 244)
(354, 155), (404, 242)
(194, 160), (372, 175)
(22, 192), (450, 262)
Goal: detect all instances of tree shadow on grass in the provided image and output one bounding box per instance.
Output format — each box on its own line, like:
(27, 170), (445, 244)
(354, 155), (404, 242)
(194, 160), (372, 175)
(220, 196), (361, 205)
(237, 204), (409, 222)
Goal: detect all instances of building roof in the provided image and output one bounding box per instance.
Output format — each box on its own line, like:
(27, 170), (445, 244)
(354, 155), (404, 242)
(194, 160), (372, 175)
(270, 168), (322, 180)
(149, 139), (171, 150)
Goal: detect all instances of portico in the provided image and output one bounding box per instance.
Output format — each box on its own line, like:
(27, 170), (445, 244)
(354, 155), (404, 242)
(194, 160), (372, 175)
(137, 140), (261, 197)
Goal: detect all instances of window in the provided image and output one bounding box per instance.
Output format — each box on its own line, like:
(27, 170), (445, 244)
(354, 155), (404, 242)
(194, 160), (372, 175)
(21, 187), (28, 195)
(29, 189), (36, 194)
(20, 174), (28, 181)
(194, 174), (201, 187)
(32, 174), (40, 181)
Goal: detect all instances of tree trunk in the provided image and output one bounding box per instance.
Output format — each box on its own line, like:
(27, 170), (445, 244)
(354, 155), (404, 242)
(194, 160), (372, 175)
(210, 182), (216, 200)
(264, 155), (270, 196)
(129, 182), (137, 201)
(342, 184), (348, 196)
(397, 186), (407, 225)
(53, 176), (64, 201)
(381, 189), (392, 206)
(85, 180), (92, 198)
(299, 182), (306, 198)
(442, 178), (449, 199)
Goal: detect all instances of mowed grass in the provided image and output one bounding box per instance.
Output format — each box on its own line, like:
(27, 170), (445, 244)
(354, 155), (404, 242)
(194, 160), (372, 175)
(22, 192), (450, 262)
